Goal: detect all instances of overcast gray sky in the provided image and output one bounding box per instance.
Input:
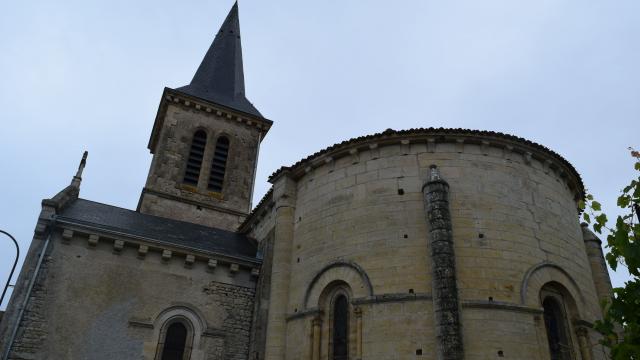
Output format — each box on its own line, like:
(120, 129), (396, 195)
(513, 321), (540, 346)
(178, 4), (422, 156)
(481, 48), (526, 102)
(1, 0), (638, 308)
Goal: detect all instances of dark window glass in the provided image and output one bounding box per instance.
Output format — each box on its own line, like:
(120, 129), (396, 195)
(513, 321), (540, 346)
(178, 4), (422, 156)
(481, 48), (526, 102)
(208, 136), (229, 192)
(543, 297), (571, 360)
(183, 130), (207, 185)
(333, 295), (349, 360)
(161, 322), (187, 360)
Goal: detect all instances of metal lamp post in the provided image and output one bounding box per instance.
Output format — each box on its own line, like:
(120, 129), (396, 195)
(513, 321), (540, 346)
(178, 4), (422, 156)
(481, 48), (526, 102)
(0, 230), (20, 308)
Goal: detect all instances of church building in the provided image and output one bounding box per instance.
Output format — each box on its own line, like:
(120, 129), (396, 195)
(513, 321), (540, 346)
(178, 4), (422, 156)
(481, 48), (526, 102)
(0, 3), (613, 360)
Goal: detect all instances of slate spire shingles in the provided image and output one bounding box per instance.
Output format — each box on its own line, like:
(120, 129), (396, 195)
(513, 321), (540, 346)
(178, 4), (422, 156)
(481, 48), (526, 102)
(176, 2), (262, 117)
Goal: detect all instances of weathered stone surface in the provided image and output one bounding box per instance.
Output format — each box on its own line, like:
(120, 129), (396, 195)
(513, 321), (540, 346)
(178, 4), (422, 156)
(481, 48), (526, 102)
(245, 138), (608, 360)
(138, 102), (264, 232)
(423, 167), (463, 360)
(3, 231), (256, 360)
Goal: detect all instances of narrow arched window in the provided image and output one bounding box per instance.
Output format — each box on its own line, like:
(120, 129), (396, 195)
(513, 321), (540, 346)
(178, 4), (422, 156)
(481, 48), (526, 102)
(183, 130), (207, 186)
(333, 295), (349, 360)
(543, 297), (571, 360)
(208, 136), (229, 192)
(161, 322), (188, 360)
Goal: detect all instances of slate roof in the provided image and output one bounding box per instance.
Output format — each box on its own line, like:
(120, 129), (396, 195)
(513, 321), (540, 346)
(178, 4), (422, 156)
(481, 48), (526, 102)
(57, 198), (258, 261)
(176, 2), (262, 118)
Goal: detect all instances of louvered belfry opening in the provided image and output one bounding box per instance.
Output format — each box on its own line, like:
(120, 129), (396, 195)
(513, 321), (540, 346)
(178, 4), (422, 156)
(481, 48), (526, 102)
(184, 130), (207, 186)
(208, 136), (229, 192)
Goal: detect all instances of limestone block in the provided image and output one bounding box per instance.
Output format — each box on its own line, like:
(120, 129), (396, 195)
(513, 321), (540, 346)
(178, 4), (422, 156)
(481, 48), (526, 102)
(88, 234), (99, 247)
(184, 254), (195, 268)
(161, 249), (172, 262)
(113, 239), (125, 254)
(62, 229), (73, 244)
(137, 245), (148, 259)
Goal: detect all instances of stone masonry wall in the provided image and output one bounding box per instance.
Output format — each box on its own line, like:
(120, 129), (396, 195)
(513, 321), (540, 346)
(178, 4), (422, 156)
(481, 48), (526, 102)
(202, 283), (255, 360)
(249, 135), (607, 359)
(139, 102), (261, 231)
(5, 229), (256, 360)
(7, 253), (50, 359)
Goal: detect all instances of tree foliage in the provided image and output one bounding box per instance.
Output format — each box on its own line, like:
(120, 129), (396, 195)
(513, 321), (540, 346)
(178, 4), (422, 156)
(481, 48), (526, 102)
(581, 149), (640, 359)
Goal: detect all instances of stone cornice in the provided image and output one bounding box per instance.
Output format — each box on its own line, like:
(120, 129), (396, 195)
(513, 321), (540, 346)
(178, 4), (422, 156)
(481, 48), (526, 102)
(55, 219), (262, 271)
(148, 87), (273, 153)
(139, 187), (249, 218)
(267, 128), (585, 202)
(462, 300), (543, 314)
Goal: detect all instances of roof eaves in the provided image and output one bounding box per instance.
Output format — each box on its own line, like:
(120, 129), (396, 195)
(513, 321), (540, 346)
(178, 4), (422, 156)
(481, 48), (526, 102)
(55, 216), (262, 265)
(267, 128), (585, 199)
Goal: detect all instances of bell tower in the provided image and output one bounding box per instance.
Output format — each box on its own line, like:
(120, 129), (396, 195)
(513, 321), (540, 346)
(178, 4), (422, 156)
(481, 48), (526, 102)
(138, 2), (272, 231)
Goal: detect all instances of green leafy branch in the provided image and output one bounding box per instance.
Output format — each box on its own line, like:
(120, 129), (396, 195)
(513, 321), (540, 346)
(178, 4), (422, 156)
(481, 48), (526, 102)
(580, 148), (640, 359)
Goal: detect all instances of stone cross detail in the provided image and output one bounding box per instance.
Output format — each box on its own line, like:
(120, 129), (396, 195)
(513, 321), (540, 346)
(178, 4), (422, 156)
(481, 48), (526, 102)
(422, 165), (463, 360)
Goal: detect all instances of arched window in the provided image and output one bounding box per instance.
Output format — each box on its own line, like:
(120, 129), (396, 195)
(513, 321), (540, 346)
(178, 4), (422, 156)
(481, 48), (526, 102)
(161, 322), (188, 360)
(183, 130), (207, 186)
(155, 318), (194, 360)
(543, 297), (572, 360)
(208, 136), (229, 192)
(332, 294), (349, 360)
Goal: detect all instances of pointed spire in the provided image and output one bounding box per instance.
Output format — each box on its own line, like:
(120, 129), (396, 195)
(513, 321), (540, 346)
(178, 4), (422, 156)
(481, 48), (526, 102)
(177, 2), (262, 117)
(71, 151), (88, 188)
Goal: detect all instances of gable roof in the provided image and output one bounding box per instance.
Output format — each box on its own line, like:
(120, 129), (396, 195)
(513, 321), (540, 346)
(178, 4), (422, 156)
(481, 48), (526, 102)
(57, 198), (258, 261)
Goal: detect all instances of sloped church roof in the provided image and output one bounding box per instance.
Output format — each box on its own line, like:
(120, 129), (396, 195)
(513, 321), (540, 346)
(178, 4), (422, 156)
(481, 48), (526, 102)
(175, 2), (262, 117)
(57, 199), (257, 260)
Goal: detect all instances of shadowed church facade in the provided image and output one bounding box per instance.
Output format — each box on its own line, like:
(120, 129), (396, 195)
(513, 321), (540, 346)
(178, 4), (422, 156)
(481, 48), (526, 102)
(0, 3), (613, 360)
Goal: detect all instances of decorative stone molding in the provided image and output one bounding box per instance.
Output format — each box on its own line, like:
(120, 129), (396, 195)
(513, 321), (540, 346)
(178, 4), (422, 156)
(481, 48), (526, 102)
(368, 143), (380, 159)
(285, 308), (322, 322)
(88, 234), (99, 247)
(152, 305), (208, 360)
(543, 159), (553, 174)
(323, 156), (335, 173)
(455, 138), (465, 153)
(349, 148), (359, 164)
(520, 261), (586, 307)
(128, 319), (154, 329)
(161, 250), (172, 262)
(184, 254), (195, 268)
(229, 263), (240, 275)
(425, 138), (435, 153)
(351, 292), (432, 305)
(311, 315), (322, 360)
(461, 300), (543, 314)
(113, 240), (125, 254)
(503, 145), (514, 160)
(266, 129), (585, 201)
(165, 92), (271, 134)
(354, 307), (363, 360)
(400, 139), (411, 155)
(523, 151), (533, 165)
(53, 222), (261, 278)
(303, 260), (374, 309)
(208, 259), (218, 271)
(481, 140), (490, 155)
(62, 229), (73, 244)
(138, 245), (149, 259)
